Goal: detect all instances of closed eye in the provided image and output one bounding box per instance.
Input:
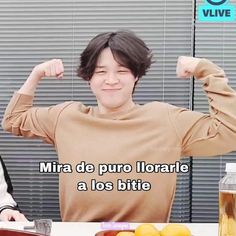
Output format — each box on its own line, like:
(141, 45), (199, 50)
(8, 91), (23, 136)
(95, 70), (106, 74)
(118, 70), (129, 73)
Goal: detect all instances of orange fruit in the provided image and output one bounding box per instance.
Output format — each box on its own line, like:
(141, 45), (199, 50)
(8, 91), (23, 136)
(135, 223), (160, 236)
(160, 224), (191, 236)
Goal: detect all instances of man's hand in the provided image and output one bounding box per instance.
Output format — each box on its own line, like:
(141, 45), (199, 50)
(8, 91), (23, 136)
(0, 208), (28, 221)
(176, 56), (201, 79)
(18, 59), (64, 96)
(32, 59), (64, 80)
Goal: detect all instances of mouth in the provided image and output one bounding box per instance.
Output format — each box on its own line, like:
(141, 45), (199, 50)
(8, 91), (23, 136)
(102, 88), (121, 92)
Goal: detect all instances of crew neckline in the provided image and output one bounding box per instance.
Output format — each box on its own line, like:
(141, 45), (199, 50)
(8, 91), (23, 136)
(91, 103), (140, 119)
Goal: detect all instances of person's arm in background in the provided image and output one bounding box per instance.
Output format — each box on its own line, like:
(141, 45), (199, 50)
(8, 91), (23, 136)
(0, 156), (27, 221)
(169, 56), (236, 157)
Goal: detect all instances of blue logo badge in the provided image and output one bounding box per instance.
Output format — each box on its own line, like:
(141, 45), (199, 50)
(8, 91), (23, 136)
(198, 0), (235, 22)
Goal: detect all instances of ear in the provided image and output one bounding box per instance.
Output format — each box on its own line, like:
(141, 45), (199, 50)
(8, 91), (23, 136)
(134, 77), (139, 82)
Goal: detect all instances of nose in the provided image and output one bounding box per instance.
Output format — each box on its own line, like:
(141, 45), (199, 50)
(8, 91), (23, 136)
(105, 73), (119, 84)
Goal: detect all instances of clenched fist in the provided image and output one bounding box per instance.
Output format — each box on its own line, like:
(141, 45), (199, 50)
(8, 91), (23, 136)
(176, 56), (201, 79)
(33, 59), (64, 79)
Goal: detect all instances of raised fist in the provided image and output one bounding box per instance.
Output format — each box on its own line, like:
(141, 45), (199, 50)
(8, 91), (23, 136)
(176, 56), (201, 79)
(33, 59), (64, 79)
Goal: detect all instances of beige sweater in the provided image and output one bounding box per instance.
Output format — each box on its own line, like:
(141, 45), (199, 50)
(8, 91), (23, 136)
(2, 59), (236, 222)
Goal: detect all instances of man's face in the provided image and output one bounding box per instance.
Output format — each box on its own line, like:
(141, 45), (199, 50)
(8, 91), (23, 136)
(90, 47), (137, 114)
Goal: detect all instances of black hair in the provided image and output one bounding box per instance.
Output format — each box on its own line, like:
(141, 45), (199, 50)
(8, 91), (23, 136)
(77, 30), (153, 82)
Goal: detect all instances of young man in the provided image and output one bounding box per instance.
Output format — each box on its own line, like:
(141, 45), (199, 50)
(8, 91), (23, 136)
(2, 31), (236, 222)
(0, 156), (27, 221)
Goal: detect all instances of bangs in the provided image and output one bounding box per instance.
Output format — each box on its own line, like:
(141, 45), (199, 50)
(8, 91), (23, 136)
(111, 49), (134, 71)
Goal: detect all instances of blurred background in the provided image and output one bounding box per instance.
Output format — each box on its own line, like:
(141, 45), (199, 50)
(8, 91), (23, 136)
(0, 0), (235, 222)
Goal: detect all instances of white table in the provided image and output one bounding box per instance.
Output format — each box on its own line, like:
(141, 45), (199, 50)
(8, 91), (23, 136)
(0, 222), (218, 236)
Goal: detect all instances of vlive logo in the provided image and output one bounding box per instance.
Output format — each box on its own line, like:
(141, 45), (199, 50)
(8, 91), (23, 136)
(198, 0), (235, 22)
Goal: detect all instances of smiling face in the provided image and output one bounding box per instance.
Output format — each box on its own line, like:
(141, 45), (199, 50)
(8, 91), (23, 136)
(90, 47), (137, 114)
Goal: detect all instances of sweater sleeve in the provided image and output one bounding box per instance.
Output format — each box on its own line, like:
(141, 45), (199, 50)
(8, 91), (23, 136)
(168, 59), (236, 157)
(1, 92), (72, 145)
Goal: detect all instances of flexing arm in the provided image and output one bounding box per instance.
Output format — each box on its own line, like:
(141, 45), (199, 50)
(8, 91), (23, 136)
(170, 56), (236, 157)
(1, 59), (68, 144)
(18, 59), (64, 96)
